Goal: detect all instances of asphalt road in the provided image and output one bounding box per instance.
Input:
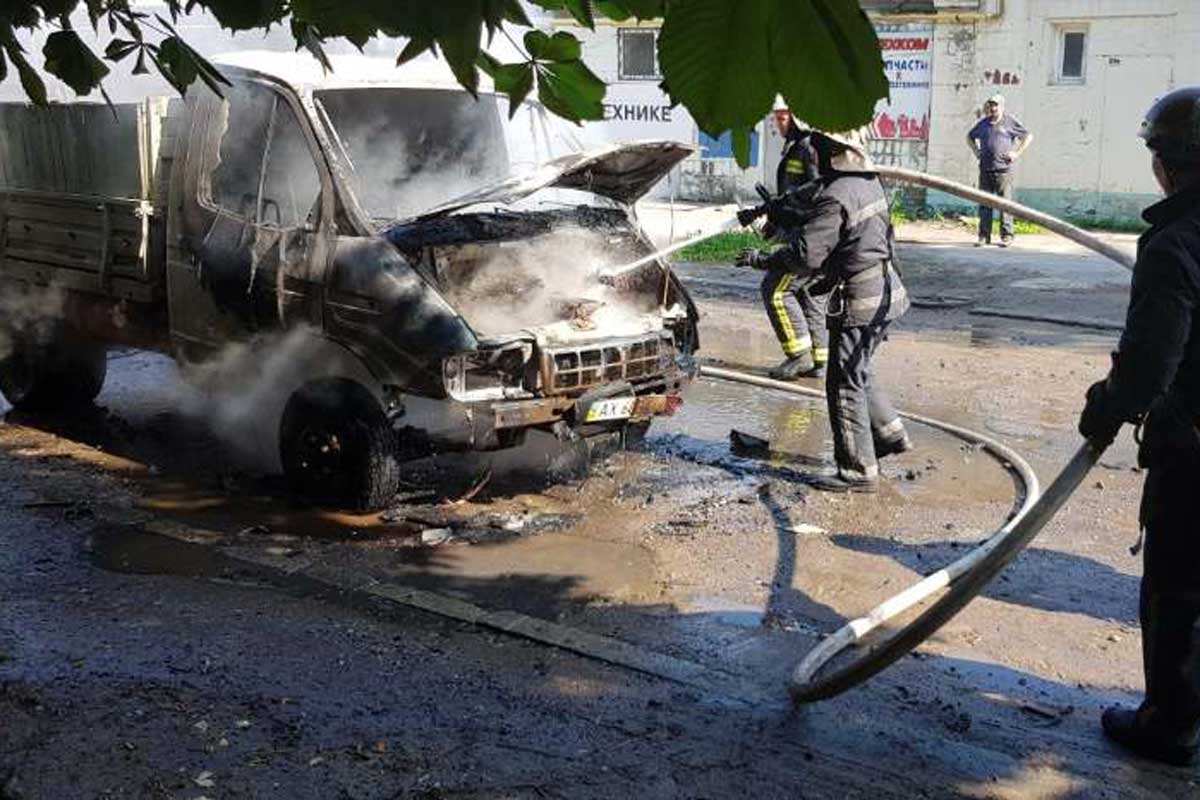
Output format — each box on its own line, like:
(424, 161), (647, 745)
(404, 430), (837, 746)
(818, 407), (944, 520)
(2, 223), (1196, 799)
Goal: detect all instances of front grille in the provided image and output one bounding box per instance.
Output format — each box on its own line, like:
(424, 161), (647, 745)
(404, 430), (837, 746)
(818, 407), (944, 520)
(544, 334), (673, 393)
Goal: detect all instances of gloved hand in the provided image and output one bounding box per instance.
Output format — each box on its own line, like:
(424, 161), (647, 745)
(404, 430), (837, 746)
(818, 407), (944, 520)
(736, 206), (762, 227)
(1078, 379), (1123, 448)
(735, 247), (768, 269)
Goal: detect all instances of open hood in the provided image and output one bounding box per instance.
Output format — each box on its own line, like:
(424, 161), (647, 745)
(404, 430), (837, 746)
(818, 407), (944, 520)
(401, 141), (693, 223)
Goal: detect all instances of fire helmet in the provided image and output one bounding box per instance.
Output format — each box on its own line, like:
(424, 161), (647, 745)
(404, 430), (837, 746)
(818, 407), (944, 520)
(1139, 86), (1200, 163)
(812, 127), (875, 172)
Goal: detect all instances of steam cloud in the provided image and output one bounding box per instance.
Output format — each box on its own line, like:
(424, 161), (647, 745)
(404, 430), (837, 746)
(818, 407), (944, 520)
(441, 226), (661, 339)
(0, 284), (65, 363)
(171, 326), (326, 472)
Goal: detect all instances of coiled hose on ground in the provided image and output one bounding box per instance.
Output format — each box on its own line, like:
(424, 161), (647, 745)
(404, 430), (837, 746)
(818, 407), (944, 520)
(695, 166), (1132, 703)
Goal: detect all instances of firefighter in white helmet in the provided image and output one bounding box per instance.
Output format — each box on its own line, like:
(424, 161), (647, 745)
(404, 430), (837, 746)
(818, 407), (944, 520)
(748, 96), (830, 380)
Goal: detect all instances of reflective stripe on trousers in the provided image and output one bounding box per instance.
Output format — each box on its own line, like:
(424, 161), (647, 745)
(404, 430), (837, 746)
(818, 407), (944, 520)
(760, 268), (830, 359)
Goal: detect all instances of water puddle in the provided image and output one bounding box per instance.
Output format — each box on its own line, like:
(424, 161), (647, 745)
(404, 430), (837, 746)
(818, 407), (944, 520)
(88, 524), (226, 577)
(367, 532), (661, 617)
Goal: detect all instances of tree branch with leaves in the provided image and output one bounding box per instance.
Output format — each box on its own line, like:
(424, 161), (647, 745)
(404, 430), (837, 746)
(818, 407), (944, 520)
(1, 0), (888, 168)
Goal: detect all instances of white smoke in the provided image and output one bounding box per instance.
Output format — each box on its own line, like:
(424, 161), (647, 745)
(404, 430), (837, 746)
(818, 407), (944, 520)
(171, 326), (325, 472)
(440, 226), (661, 338)
(0, 284), (65, 361)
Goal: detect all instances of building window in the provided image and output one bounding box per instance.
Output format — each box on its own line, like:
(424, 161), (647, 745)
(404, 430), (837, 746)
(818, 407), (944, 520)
(619, 29), (659, 80)
(1055, 26), (1087, 84)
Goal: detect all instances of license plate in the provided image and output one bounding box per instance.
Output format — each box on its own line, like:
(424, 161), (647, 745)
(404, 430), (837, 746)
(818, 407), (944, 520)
(584, 397), (637, 423)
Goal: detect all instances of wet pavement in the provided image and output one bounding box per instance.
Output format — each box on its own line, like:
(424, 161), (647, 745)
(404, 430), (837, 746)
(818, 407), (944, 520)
(1, 223), (1195, 798)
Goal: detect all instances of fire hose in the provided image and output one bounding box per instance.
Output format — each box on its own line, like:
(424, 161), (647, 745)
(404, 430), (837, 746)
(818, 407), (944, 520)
(618, 166), (1134, 703)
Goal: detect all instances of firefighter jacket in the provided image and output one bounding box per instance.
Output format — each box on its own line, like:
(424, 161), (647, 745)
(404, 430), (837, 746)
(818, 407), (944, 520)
(1097, 181), (1200, 464)
(763, 173), (909, 328)
(777, 127), (818, 195)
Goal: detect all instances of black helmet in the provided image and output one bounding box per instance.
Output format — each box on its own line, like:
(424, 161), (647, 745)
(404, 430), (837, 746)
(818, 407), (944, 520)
(1140, 86), (1200, 163)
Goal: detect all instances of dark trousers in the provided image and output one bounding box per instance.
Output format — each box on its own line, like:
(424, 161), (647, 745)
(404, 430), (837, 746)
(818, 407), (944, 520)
(978, 170), (1015, 241)
(826, 321), (906, 481)
(760, 269), (829, 364)
(1138, 461), (1200, 732)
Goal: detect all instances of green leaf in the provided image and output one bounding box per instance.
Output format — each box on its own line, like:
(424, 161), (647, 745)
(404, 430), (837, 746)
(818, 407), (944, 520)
(152, 35), (198, 95)
(84, 0), (103, 31)
(617, 0), (665, 18)
(436, 12), (483, 97)
(396, 37), (434, 67)
(595, 2), (632, 22)
(132, 45), (149, 75)
(731, 127), (752, 167)
(104, 38), (140, 61)
(524, 30), (581, 62)
(43, 29), (109, 95)
(536, 59), (605, 122)
(500, 0), (532, 27)
(204, 0), (287, 32)
(33, 0), (78, 19)
(8, 42), (47, 106)
(290, 0), (378, 49)
(481, 0), (530, 38)
(658, 0), (774, 136)
(479, 54), (535, 118)
(562, 0), (595, 29)
(6, 4), (42, 28)
(291, 19), (333, 72)
(769, 0), (888, 132)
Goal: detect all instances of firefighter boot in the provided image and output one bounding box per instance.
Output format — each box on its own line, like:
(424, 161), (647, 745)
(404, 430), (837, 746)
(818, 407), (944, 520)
(874, 432), (913, 459)
(803, 471), (879, 494)
(1102, 591), (1200, 766)
(769, 352), (818, 381)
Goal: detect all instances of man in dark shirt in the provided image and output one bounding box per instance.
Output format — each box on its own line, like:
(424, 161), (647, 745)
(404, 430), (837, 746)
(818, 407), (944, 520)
(1078, 86), (1200, 766)
(967, 94), (1033, 247)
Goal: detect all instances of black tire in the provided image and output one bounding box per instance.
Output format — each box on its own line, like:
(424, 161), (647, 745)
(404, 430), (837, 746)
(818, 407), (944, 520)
(0, 322), (107, 411)
(279, 379), (400, 512)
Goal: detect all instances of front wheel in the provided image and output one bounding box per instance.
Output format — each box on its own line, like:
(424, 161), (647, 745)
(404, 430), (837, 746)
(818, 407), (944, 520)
(279, 380), (400, 512)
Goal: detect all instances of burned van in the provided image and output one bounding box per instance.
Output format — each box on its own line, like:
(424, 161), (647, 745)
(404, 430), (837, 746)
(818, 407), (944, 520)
(0, 59), (698, 510)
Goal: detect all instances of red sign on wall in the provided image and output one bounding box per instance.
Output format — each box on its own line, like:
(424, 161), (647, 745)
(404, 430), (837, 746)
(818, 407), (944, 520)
(872, 27), (933, 141)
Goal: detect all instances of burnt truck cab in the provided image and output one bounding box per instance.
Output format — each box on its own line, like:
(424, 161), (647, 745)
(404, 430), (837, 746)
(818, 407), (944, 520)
(164, 57), (699, 508)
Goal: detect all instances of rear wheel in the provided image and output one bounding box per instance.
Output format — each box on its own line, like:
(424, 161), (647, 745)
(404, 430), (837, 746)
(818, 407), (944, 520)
(279, 379), (400, 512)
(0, 322), (107, 411)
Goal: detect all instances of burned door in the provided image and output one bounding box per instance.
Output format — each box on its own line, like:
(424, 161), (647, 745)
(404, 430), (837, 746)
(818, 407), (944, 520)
(167, 78), (330, 356)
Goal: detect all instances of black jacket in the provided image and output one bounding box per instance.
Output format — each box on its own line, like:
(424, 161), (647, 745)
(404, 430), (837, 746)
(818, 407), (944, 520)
(1100, 182), (1200, 454)
(777, 126), (818, 195)
(764, 173), (909, 327)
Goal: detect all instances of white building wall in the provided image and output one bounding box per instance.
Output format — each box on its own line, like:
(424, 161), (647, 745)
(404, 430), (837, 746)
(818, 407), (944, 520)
(564, 21), (773, 202)
(923, 0), (1197, 223)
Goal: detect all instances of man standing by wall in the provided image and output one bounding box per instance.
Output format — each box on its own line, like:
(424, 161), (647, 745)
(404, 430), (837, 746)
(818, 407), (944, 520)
(967, 94), (1034, 247)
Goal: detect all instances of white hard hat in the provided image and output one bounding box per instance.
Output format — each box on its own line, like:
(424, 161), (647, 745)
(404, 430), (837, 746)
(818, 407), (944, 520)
(814, 127), (876, 172)
(986, 93), (1005, 106)
(772, 95), (789, 113)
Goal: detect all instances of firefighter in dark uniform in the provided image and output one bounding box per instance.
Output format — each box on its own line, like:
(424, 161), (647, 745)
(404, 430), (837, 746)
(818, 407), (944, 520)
(737, 128), (913, 492)
(1078, 86), (1200, 766)
(757, 97), (831, 380)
